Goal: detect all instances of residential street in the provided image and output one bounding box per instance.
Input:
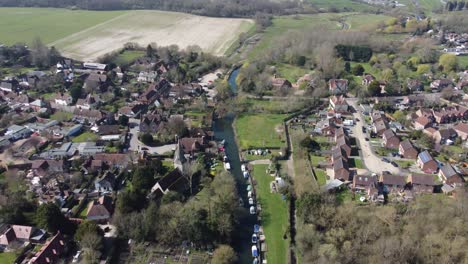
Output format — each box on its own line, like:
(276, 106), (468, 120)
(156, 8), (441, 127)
(128, 118), (176, 155)
(347, 98), (404, 175)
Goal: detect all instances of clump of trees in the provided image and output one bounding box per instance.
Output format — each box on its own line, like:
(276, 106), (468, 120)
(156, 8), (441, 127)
(445, 1), (467, 11)
(0, 38), (61, 69)
(0, 0), (303, 17)
(295, 190), (468, 263)
(335, 44), (373, 62)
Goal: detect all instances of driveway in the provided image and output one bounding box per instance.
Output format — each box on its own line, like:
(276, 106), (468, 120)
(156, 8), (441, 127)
(128, 118), (176, 155)
(347, 99), (404, 175)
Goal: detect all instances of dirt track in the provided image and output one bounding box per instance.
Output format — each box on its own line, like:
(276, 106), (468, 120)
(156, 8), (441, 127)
(51, 10), (253, 61)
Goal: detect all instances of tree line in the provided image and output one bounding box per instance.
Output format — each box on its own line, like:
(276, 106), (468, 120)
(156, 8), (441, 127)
(445, 1), (468, 11)
(0, 0), (303, 17)
(0, 38), (61, 69)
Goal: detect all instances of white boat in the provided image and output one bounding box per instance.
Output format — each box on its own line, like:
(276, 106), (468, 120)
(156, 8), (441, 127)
(250, 206), (256, 215)
(224, 162), (231, 170)
(248, 191), (252, 198)
(251, 245), (258, 257)
(243, 171), (250, 179)
(223, 155), (228, 162)
(241, 164), (246, 172)
(249, 198), (254, 205)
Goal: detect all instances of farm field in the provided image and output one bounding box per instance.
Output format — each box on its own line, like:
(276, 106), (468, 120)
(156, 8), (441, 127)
(0, 8), (253, 61)
(308, 0), (373, 11)
(252, 164), (289, 264)
(345, 14), (393, 31)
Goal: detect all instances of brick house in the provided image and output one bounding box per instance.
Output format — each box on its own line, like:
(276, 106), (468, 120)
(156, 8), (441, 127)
(398, 140), (418, 159)
(329, 95), (348, 113)
(333, 157), (350, 181)
(417, 151), (438, 174)
(407, 173), (435, 193)
(328, 79), (348, 94)
(453, 123), (468, 140)
(414, 116), (432, 130)
(439, 164), (464, 187)
(352, 175), (377, 192)
(379, 174), (406, 193)
(29, 232), (67, 264)
(382, 129), (400, 149)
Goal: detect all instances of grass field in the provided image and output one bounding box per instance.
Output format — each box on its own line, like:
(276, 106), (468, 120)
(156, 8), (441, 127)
(72, 132), (99, 143)
(276, 63), (309, 83)
(458, 55), (468, 70)
(252, 164), (289, 264)
(315, 169), (327, 186)
(112, 50), (145, 65)
(308, 0), (373, 11)
(248, 14), (342, 60)
(0, 252), (17, 263)
(235, 114), (287, 149)
(0, 8), (253, 61)
(345, 14), (393, 31)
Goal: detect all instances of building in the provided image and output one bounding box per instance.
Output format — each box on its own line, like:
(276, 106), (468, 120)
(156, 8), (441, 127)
(399, 140), (418, 159)
(362, 74), (375, 86)
(148, 168), (188, 199)
(5, 125), (32, 140)
(453, 123), (468, 140)
(352, 175), (377, 192)
(328, 79), (348, 94)
(414, 116), (432, 130)
(29, 232), (66, 264)
(430, 79), (452, 91)
(373, 119), (388, 135)
(407, 173), (435, 193)
(333, 157), (350, 181)
(439, 164), (464, 187)
(54, 93), (73, 106)
(76, 94), (100, 110)
(433, 128), (457, 145)
(379, 174), (406, 193)
(0, 224), (46, 248)
(94, 171), (116, 192)
(432, 106), (468, 124)
(382, 129), (400, 149)
(271, 76), (292, 90)
(417, 151), (438, 174)
(86, 195), (113, 222)
(31, 160), (64, 177)
(329, 95), (348, 113)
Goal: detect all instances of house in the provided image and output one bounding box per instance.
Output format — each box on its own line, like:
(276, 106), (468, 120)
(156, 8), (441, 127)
(399, 140), (418, 159)
(407, 79), (423, 91)
(83, 73), (110, 92)
(169, 83), (201, 100)
(5, 125), (32, 140)
(86, 195), (113, 222)
(54, 93), (73, 106)
(430, 79), (452, 91)
(94, 171), (116, 192)
(352, 175), (377, 192)
(149, 168), (188, 199)
(373, 119), (389, 135)
(382, 129), (400, 149)
(137, 71), (158, 83)
(31, 160), (64, 177)
(331, 146), (348, 163)
(329, 95), (348, 113)
(333, 157), (350, 181)
(453, 123), (468, 140)
(73, 108), (105, 124)
(379, 174), (406, 193)
(97, 125), (120, 136)
(433, 128), (457, 145)
(180, 137), (207, 155)
(417, 151), (438, 174)
(0, 80), (17, 92)
(29, 232), (66, 264)
(432, 106), (468, 124)
(415, 108), (434, 118)
(139, 112), (166, 134)
(335, 136), (351, 157)
(271, 76), (292, 90)
(139, 85), (158, 104)
(359, 104), (373, 116)
(0, 224), (46, 248)
(76, 94), (100, 110)
(328, 79), (348, 94)
(413, 116), (432, 130)
(91, 153), (130, 169)
(30, 99), (48, 112)
(361, 74), (375, 86)
(439, 164), (464, 186)
(407, 173), (435, 193)
(118, 104), (146, 118)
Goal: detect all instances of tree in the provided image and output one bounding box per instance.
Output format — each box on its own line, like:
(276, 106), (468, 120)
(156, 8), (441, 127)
(81, 232), (103, 264)
(367, 80), (381, 96)
(344, 62), (351, 72)
(146, 44), (154, 58)
(36, 203), (73, 234)
(30, 37), (50, 68)
(118, 115), (129, 126)
(70, 80), (83, 104)
(212, 245), (238, 264)
(351, 64), (365, 76)
(438, 53), (458, 72)
(140, 133), (153, 146)
(76, 221), (102, 242)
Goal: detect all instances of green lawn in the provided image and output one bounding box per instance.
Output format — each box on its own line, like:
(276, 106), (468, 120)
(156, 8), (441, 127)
(50, 111), (73, 122)
(309, 155), (325, 166)
(0, 8), (126, 45)
(348, 158), (364, 169)
(314, 169), (327, 186)
(112, 50), (145, 65)
(458, 55), (468, 69)
(345, 14), (393, 31)
(235, 114), (287, 149)
(252, 164), (289, 264)
(275, 63), (309, 83)
(0, 252), (17, 263)
(395, 160), (414, 169)
(72, 132), (99, 143)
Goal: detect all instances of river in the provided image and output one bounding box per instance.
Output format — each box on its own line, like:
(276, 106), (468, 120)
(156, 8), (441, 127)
(213, 68), (257, 263)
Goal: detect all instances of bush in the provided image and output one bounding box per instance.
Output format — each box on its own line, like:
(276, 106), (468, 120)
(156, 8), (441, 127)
(140, 133), (153, 146)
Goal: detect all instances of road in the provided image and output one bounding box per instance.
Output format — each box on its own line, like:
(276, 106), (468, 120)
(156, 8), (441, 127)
(347, 98), (403, 175)
(128, 118), (176, 155)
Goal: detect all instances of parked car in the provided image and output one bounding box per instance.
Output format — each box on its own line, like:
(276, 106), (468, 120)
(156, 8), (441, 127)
(362, 126), (366, 133)
(391, 161), (398, 167)
(365, 137), (369, 141)
(381, 157), (390, 163)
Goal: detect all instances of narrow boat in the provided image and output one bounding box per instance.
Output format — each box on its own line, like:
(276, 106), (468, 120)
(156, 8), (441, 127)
(224, 162), (231, 170)
(241, 164), (246, 172)
(252, 233), (258, 244)
(243, 171), (250, 179)
(251, 245), (258, 257)
(253, 224), (260, 233)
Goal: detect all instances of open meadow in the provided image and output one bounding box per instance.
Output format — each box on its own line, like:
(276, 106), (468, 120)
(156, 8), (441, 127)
(0, 8), (253, 61)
